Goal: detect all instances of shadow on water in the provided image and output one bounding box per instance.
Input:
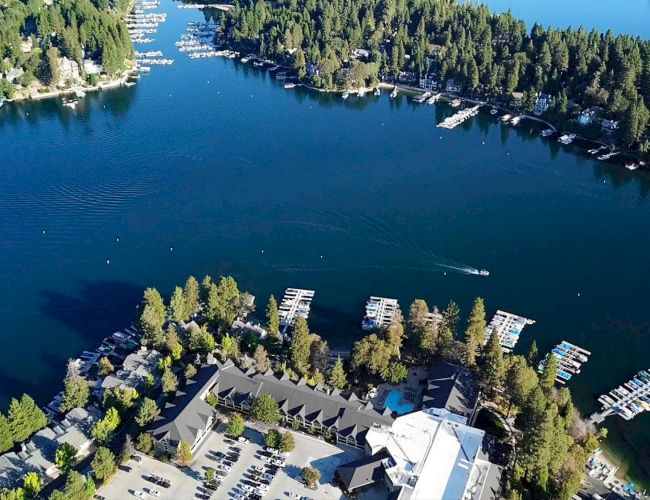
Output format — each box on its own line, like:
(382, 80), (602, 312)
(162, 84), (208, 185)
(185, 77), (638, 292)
(37, 279), (143, 345)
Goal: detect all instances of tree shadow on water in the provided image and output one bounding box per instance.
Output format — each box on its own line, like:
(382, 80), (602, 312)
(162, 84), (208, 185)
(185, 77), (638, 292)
(37, 279), (144, 345)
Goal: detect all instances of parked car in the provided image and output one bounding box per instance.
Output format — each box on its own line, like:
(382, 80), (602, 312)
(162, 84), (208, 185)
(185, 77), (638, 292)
(119, 465), (132, 472)
(133, 492), (144, 498)
(148, 490), (160, 497)
(132, 454), (142, 462)
(271, 459), (286, 467)
(213, 451), (225, 458)
(288, 493), (300, 500)
(264, 447), (278, 454)
(241, 484), (254, 492)
(238, 436), (249, 444)
(252, 465), (264, 472)
(260, 455), (271, 462)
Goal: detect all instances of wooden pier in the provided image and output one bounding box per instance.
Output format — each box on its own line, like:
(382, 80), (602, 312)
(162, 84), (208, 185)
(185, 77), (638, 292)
(278, 288), (315, 333)
(538, 341), (591, 384)
(590, 369), (650, 423)
(437, 105), (481, 129)
(484, 310), (535, 353)
(361, 296), (400, 331)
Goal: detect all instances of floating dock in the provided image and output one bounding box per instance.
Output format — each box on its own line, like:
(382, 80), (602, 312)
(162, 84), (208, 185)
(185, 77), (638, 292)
(538, 341), (591, 384)
(361, 297), (400, 331)
(278, 288), (315, 333)
(437, 105), (480, 129)
(590, 369), (650, 423)
(484, 310), (535, 353)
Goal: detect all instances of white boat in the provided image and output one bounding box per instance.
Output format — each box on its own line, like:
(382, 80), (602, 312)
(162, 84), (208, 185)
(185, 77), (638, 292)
(540, 128), (554, 137)
(0, 97), (5, 108)
(124, 81), (136, 87)
(510, 115), (522, 126)
(240, 56), (250, 63)
(74, 89), (86, 98)
(390, 87), (398, 98)
(63, 101), (77, 109)
(479, 269), (490, 276)
(374, 87), (380, 96)
(625, 163), (639, 171)
(500, 113), (512, 123)
(342, 90), (349, 100)
(284, 82), (296, 89)
(558, 133), (576, 145)
(490, 107), (498, 115)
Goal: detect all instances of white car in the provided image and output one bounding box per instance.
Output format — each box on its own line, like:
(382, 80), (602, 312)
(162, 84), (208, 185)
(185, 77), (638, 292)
(242, 484), (254, 492)
(260, 455), (271, 462)
(149, 490), (160, 497)
(255, 483), (269, 491)
(252, 465), (264, 472)
(217, 464), (231, 472)
(238, 436), (249, 444)
(133, 492), (145, 498)
(265, 447), (278, 453)
(254, 489), (267, 497)
(288, 493), (300, 500)
(271, 459), (286, 467)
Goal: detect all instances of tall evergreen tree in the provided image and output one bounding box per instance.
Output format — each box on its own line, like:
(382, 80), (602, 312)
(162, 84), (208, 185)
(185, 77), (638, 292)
(540, 355), (558, 394)
(290, 317), (312, 376)
(464, 297), (487, 366)
(0, 414), (13, 453)
(328, 356), (347, 389)
(480, 330), (506, 399)
(527, 340), (539, 367)
(266, 295), (280, 340)
(170, 286), (188, 323)
(183, 275), (201, 316)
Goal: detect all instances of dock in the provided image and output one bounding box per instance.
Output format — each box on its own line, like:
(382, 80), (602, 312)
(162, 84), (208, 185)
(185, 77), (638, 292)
(484, 310), (535, 353)
(590, 369), (650, 423)
(437, 105), (480, 129)
(538, 341), (591, 384)
(278, 288), (315, 333)
(361, 296), (400, 331)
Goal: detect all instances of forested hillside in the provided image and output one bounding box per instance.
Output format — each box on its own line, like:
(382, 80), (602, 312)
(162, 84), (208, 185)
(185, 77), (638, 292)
(221, 0), (650, 148)
(0, 0), (133, 97)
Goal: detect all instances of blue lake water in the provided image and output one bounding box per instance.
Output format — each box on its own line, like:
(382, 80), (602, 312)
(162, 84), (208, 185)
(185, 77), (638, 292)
(1, 0), (650, 484)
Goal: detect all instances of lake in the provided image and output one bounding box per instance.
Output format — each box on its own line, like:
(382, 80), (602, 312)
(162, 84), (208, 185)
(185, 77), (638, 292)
(1, 0), (649, 484)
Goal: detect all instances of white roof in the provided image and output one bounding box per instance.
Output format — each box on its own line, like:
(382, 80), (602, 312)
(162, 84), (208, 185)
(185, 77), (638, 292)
(366, 408), (485, 500)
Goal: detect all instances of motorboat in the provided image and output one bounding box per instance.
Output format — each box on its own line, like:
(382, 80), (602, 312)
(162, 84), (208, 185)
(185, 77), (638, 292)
(479, 269), (490, 276)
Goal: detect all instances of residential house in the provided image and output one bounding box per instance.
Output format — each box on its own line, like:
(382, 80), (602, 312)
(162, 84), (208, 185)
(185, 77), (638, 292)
(602, 119), (619, 133)
(351, 49), (370, 60)
(0, 408), (97, 490)
(99, 347), (161, 395)
(578, 106), (604, 126)
(510, 91), (524, 106)
(83, 59), (103, 75)
(336, 408), (501, 499)
(534, 92), (552, 115)
(445, 78), (462, 94)
(230, 319), (267, 341)
(59, 57), (81, 84)
(418, 73), (437, 91)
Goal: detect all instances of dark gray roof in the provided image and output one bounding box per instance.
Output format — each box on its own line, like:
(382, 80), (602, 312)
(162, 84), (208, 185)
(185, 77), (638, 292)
(149, 364), (218, 444)
(420, 361), (478, 418)
(336, 450), (389, 491)
(213, 360), (394, 443)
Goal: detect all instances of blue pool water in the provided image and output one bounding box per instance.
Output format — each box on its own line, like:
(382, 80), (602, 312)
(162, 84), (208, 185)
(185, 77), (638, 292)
(383, 390), (415, 415)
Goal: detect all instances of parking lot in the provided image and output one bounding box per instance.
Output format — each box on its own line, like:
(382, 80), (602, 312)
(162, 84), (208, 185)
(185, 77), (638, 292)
(98, 423), (363, 499)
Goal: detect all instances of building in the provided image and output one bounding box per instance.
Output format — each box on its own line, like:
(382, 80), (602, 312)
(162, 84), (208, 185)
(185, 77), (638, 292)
(337, 408), (500, 499)
(59, 57), (81, 84)
(510, 91), (524, 106)
(419, 73), (437, 91)
(83, 59), (103, 75)
(578, 106), (604, 126)
(534, 92), (552, 115)
(149, 363), (220, 455)
(352, 48), (370, 60)
(230, 319), (267, 341)
(0, 408), (97, 489)
(100, 347), (161, 394)
(602, 119), (619, 133)
(445, 79), (462, 94)
(420, 361), (479, 422)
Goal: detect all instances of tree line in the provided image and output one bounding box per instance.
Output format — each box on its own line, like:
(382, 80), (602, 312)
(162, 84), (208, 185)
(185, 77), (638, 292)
(0, 0), (133, 98)
(220, 0), (650, 149)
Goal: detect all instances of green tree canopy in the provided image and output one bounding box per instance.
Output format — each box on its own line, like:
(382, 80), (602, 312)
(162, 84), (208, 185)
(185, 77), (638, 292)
(135, 398), (160, 427)
(250, 394), (280, 424)
(226, 412), (245, 437)
(266, 295), (280, 340)
(328, 356), (348, 389)
(55, 443), (78, 472)
(91, 447), (117, 483)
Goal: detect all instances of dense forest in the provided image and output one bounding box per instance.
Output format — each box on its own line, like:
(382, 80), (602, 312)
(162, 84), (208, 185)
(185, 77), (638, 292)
(220, 0), (650, 149)
(0, 0), (133, 97)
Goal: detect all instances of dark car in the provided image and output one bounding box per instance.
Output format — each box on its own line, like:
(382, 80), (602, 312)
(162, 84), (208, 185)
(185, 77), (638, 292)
(213, 451), (225, 458)
(117, 464), (132, 472)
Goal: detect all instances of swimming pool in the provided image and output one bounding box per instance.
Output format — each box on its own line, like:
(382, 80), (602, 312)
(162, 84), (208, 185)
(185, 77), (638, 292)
(383, 390), (415, 415)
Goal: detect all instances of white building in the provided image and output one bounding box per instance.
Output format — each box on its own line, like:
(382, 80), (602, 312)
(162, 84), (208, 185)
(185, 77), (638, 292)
(338, 408), (500, 499)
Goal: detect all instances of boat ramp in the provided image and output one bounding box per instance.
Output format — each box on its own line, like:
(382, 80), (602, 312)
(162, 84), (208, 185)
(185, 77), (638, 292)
(437, 105), (481, 129)
(361, 296), (400, 331)
(484, 310), (535, 353)
(590, 369), (650, 423)
(538, 341), (591, 384)
(278, 288), (315, 333)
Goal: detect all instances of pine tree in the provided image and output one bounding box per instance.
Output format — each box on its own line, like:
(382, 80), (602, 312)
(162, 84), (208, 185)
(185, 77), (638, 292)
(92, 447), (117, 483)
(183, 275), (201, 316)
(170, 286), (188, 323)
(290, 317), (312, 376)
(480, 330), (505, 399)
(0, 414), (13, 453)
(138, 288), (166, 346)
(464, 297), (486, 366)
(526, 340), (539, 367)
(253, 345), (271, 372)
(441, 301), (460, 337)
(266, 295), (280, 340)
(328, 356), (347, 389)
(540, 355), (558, 394)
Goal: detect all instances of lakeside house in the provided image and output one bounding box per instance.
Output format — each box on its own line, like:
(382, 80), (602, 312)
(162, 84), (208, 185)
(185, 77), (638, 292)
(445, 78), (462, 94)
(418, 72), (437, 91)
(419, 360), (479, 424)
(99, 347), (162, 395)
(534, 92), (552, 115)
(602, 119), (619, 133)
(230, 319), (268, 341)
(510, 91), (524, 106)
(336, 408), (501, 499)
(0, 408), (98, 490)
(578, 106), (604, 126)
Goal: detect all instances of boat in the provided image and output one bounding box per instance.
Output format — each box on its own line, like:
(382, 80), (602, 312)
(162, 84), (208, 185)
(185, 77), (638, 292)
(63, 101), (77, 109)
(390, 86), (398, 98)
(450, 98), (462, 108)
(490, 107), (498, 115)
(625, 162), (639, 171)
(74, 89), (86, 98)
(500, 113), (512, 123)
(588, 145), (607, 155)
(342, 90), (349, 100)
(479, 269), (490, 276)
(540, 128), (554, 137)
(558, 133), (576, 145)
(240, 56), (250, 63)
(253, 61), (264, 67)
(374, 87), (381, 96)
(358, 88), (366, 97)
(0, 97), (5, 108)
(124, 81), (136, 87)
(510, 115), (522, 126)
(284, 82), (296, 89)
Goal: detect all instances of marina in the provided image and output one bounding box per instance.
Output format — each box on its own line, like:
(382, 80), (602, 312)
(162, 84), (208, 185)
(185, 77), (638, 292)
(484, 310), (535, 353)
(128, 0), (171, 70)
(436, 105), (481, 129)
(361, 296), (401, 331)
(278, 288), (315, 333)
(538, 341), (591, 384)
(591, 369), (650, 423)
